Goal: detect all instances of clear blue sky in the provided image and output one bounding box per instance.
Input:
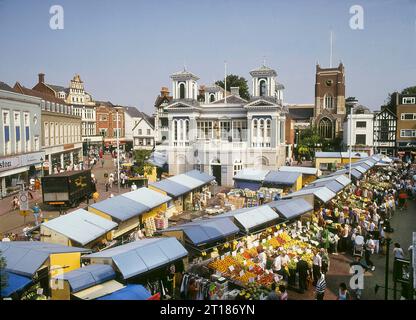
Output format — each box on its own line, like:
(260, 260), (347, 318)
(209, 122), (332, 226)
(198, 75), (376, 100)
(0, 0), (415, 113)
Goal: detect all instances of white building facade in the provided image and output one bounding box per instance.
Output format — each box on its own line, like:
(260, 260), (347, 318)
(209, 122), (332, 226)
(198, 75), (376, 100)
(156, 65), (288, 186)
(343, 104), (374, 155)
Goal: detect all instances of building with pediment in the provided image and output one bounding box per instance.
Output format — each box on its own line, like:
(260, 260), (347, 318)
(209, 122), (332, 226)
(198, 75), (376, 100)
(154, 64), (288, 186)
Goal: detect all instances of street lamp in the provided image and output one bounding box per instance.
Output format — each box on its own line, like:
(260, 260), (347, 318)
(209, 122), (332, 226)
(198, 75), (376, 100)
(40, 156), (44, 178)
(383, 220), (394, 300)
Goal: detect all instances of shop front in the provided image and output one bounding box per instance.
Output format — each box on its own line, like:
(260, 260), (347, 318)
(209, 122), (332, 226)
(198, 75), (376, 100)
(0, 151), (45, 198)
(397, 142), (416, 162)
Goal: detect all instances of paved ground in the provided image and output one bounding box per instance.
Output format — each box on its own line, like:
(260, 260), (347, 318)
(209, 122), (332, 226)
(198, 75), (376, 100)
(0, 154), (130, 236)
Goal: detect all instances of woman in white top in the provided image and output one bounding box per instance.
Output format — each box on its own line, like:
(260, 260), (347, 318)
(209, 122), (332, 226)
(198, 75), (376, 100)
(393, 243), (405, 259)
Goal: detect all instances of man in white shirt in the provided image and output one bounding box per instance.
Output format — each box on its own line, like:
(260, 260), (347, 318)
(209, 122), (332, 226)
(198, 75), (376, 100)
(365, 235), (376, 271)
(312, 251), (322, 285)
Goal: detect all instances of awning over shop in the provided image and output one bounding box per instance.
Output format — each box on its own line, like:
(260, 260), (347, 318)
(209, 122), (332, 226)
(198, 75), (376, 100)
(305, 180), (344, 194)
(0, 242), (89, 277)
(168, 174), (206, 190)
(283, 186), (336, 203)
(42, 209), (118, 246)
(150, 179), (191, 198)
(122, 187), (171, 209)
(214, 205), (279, 232)
(350, 169), (363, 179)
(72, 280), (125, 300)
(97, 284), (151, 300)
(263, 171), (300, 186)
(89, 196), (150, 222)
(316, 174), (351, 187)
(267, 198), (313, 220)
(83, 238), (188, 280)
(278, 166), (318, 176)
(54, 264), (116, 293)
(350, 165), (367, 174)
(1, 272), (33, 297)
(164, 218), (240, 246)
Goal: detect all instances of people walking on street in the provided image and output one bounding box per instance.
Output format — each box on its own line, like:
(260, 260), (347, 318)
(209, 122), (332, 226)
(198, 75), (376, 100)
(315, 273), (326, 300)
(364, 234), (376, 271)
(337, 283), (351, 300)
(32, 203), (41, 226)
(12, 196), (19, 211)
(131, 182), (137, 191)
(296, 256), (310, 293)
(312, 249), (322, 285)
(393, 243), (405, 259)
(101, 158), (105, 168)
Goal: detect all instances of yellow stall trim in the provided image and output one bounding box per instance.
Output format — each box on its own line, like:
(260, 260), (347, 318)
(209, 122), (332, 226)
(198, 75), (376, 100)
(49, 252), (82, 278)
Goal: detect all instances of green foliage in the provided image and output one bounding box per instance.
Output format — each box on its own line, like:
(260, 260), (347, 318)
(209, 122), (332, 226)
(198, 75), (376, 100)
(0, 250), (8, 291)
(385, 86), (416, 108)
(133, 150), (153, 176)
(215, 74), (250, 101)
(295, 127), (341, 158)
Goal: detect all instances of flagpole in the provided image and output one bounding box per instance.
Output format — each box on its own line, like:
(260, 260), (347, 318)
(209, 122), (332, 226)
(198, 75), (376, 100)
(224, 61), (227, 104)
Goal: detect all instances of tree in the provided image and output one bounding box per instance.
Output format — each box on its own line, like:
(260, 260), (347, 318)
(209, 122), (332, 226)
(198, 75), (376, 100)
(215, 74), (250, 101)
(384, 86), (416, 109)
(133, 150), (153, 176)
(0, 250), (8, 293)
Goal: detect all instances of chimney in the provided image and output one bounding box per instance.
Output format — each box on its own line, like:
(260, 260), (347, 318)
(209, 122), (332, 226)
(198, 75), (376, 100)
(230, 87), (240, 97)
(160, 87), (169, 97)
(38, 73), (45, 84)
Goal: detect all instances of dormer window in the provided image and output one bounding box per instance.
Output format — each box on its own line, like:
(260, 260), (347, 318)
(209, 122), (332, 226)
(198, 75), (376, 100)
(210, 94), (215, 103)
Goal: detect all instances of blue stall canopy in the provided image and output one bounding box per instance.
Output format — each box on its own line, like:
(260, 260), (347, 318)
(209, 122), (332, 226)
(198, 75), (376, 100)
(147, 151), (168, 169)
(168, 173), (205, 190)
(233, 168), (269, 182)
(315, 152), (342, 158)
(122, 187), (171, 209)
(41, 209), (118, 246)
(54, 264), (116, 293)
(305, 179), (344, 194)
(316, 174), (351, 187)
(149, 179), (191, 198)
(278, 166), (318, 176)
(89, 196), (150, 222)
(283, 186), (336, 203)
(97, 284), (151, 300)
(350, 169), (363, 179)
(83, 238), (187, 280)
(184, 170), (215, 184)
(267, 198), (314, 220)
(213, 205), (279, 232)
(263, 171), (300, 186)
(350, 165), (367, 174)
(163, 218), (240, 246)
(0, 242), (89, 277)
(1, 271), (33, 297)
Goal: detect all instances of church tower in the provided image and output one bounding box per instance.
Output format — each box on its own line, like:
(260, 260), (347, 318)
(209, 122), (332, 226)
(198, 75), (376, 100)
(170, 68), (199, 100)
(314, 63), (346, 139)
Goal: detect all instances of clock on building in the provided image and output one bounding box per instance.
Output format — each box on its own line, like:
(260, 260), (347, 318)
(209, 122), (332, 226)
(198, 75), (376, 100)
(325, 79), (333, 86)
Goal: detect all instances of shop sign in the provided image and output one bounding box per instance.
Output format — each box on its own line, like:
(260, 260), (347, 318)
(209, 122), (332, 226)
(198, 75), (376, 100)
(0, 151), (45, 172)
(64, 143), (75, 150)
(0, 157), (20, 172)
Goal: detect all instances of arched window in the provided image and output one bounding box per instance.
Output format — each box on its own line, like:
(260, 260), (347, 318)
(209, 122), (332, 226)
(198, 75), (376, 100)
(319, 117), (333, 139)
(179, 83), (186, 99)
(173, 120), (177, 141)
(253, 119), (258, 136)
(266, 119), (271, 138)
(185, 120), (189, 140)
(210, 94), (215, 103)
(324, 94), (334, 109)
(259, 119), (264, 143)
(259, 80), (267, 96)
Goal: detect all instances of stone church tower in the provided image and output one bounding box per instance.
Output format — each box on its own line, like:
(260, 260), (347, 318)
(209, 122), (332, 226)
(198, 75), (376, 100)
(313, 63), (346, 139)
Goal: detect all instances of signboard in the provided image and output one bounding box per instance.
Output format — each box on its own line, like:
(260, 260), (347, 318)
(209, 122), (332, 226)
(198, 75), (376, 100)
(0, 151), (45, 172)
(393, 258), (411, 284)
(19, 191), (29, 211)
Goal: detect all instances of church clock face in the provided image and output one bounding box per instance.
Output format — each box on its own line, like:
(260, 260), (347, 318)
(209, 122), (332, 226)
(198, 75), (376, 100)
(325, 79), (333, 86)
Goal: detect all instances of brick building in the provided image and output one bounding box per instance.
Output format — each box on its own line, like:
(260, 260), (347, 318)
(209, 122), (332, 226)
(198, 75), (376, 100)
(95, 101), (126, 152)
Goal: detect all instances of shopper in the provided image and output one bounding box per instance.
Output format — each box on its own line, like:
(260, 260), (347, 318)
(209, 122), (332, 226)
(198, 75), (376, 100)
(267, 283), (279, 300)
(278, 285), (288, 300)
(11, 196), (19, 210)
(337, 283), (351, 300)
(296, 257), (309, 293)
(364, 234), (376, 271)
(393, 243), (405, 259)
(315, 273), (326, 300)
(32, 203), (41, 226)
(312, 250), (322, 285)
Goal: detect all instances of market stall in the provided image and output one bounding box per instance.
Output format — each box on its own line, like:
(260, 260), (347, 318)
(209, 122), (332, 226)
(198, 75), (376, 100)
(233, 168), (269, 191)
(267, 198), (314, 222)
(40, 209), (118, 249)
(282, 186), (336, 208)
(262, 171), (302, 192)
(304, 174), (351, 194)
(82, 237), (188, 298)
(278, 166), (318, 186)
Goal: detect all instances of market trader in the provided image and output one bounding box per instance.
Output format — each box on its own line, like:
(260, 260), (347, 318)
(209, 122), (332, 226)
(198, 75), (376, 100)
(296, 257), (310, 293)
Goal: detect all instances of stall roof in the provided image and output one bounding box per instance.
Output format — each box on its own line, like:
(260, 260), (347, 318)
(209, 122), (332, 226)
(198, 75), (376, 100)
(42, 209), (118, 246)
(168, 174), (206, 190)
(164, 218), (240, 246)
(351, 169), (363, 179)
(316, 174), (351, 187)
(83, 238), (187, 279)
(55, 264), (116, 293)
(315, 152), (342, 158)
(0, 242), (89, 277)
(267, 198), (314, 220)
(278, 166), (318, 175)
(283, 187), (336, 203)
(1, 272), (33, 297)
(184, 170), (215, 184)
(122, 187), (171, 209)
(149, 179), (191, 197)
(97, 284), (151, 300)
(263, 171), (300, 185)
(350, 165), (367, 174)
(215, 205), (279, 232)
(72, 280), (125, 300)
(340, 152), (368, 158)
(89, 196), (150, 222)
(305, 179), (344, 194)
(233, 168), (269, 182)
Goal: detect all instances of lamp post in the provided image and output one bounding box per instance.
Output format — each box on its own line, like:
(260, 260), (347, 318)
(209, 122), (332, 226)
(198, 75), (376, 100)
(383, 220), (394, 300)
(348, 105), (354, 180)
(40, 157), (44, 178)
